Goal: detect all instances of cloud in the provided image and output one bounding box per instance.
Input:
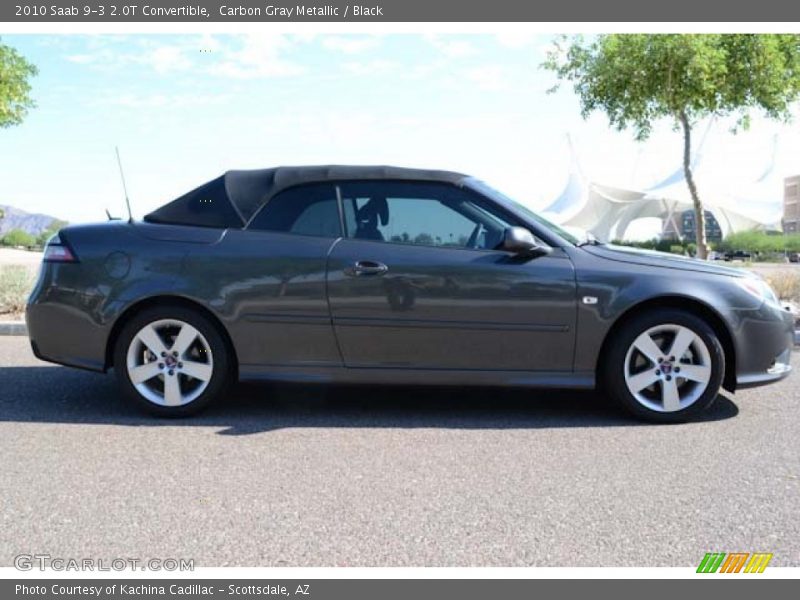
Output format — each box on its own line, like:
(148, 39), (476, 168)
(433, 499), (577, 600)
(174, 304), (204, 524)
(93, 91), (233, 110)
(322, 36), (380, 55)
(462, 65), (511, 91)
(425, 35), (476, 59)
(144, 44), (193, 74)
(341, 59), (398, 76)
(65, 54), (95, 64)
(63, 34), (304, 80)
(207, 34), (304, 79)
(495, 33), (537, 49)
(64, 38), (196, 73)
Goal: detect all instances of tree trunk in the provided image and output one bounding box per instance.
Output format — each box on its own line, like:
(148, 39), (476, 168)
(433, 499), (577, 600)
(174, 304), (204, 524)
(679, 111), (708, 259)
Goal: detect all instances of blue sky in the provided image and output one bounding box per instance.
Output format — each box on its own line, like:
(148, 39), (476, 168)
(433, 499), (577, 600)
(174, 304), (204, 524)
(1, 33), (798, 235)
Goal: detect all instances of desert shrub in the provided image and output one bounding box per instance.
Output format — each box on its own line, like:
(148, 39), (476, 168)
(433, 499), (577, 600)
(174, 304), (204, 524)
(0, 265), (35, 315)
(763, 271), (800, 302)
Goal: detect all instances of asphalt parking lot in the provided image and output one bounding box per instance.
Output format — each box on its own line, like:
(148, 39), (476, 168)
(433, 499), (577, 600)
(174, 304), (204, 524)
(0, 336), (798, 567)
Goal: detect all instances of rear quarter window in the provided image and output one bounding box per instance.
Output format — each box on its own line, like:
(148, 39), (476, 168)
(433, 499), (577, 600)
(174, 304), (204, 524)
(248, 183), (341, 238)
(146, 177), (243, 229)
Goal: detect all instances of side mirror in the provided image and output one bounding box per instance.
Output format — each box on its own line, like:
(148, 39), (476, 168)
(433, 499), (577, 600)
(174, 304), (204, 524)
(501, 227), (552, 258)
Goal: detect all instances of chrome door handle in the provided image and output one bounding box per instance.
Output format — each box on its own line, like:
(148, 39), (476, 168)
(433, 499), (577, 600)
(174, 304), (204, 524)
(346, 260), (388, 277)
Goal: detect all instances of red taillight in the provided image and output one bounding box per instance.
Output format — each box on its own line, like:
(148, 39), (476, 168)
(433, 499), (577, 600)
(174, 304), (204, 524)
(43, 234), (77, 263)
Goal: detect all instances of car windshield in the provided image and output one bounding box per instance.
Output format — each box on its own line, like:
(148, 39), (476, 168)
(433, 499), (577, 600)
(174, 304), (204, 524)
(464, 178), (580, 246)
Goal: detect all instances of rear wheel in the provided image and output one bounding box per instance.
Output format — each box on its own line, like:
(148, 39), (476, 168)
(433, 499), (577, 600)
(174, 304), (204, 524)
(603, 309), (725, 423)
(113, 306), (231, 417)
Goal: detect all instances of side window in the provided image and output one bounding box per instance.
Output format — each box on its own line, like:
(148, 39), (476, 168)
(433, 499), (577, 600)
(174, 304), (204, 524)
(338, 181), (513, 249)
(248, 184), (341, 238)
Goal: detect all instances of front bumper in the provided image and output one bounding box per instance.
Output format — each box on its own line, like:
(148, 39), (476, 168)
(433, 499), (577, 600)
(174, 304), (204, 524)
(733, 301), (795, 390)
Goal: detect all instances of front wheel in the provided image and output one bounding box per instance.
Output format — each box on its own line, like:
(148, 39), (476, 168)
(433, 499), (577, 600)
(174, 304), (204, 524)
(603, 309), (725, 423)
(113, 306), (231, 417)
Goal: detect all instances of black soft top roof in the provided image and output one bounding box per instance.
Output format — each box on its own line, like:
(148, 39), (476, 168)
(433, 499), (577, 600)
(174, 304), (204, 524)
(144, 165), (468, 228)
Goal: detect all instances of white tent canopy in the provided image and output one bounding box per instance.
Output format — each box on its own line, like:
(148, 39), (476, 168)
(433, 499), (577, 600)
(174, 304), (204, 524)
(542, 124), (784, 241)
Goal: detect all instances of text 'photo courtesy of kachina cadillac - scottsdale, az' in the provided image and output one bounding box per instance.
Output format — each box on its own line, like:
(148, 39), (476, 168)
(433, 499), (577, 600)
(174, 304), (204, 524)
(2, 0), (800, 596)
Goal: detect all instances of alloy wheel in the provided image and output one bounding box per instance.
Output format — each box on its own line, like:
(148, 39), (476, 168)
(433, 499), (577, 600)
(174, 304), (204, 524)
(125, 319), (214, 407)
(623, 323), (712, 413)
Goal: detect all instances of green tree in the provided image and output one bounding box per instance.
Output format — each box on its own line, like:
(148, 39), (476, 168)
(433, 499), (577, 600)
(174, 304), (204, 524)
(544, 34), (800, 259)
(2, 228), (35, 247)
(0, 38), (38, 128)
(413, 232), (434, 246)
(36, 219), (68, 246)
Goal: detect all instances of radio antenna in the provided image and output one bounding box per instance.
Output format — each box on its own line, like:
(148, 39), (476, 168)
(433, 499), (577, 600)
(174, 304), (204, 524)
(115, 146), (134, 223)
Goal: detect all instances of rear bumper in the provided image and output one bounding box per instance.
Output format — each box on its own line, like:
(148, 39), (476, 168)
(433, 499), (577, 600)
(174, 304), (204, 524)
(26, 298), (109, 373)
(732, 302), (795, 390)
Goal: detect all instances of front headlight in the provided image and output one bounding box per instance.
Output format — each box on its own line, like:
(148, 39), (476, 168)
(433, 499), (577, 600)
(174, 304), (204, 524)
(736, 277), (779, 306)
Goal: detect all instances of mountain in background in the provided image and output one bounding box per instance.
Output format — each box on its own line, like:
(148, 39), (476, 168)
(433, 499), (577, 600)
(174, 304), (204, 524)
(0, 204), (67, 237)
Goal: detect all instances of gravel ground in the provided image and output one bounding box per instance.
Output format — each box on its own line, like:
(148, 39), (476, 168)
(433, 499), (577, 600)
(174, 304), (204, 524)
(0, 248), (41, 267)
(0, 337), (798, 567)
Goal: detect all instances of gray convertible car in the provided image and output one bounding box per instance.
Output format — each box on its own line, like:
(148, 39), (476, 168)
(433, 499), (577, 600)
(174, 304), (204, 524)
(26, 165), (794, 421)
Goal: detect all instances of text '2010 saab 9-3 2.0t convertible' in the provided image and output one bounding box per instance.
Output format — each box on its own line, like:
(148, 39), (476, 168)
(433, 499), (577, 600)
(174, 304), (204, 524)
(26, 166), (794, 422)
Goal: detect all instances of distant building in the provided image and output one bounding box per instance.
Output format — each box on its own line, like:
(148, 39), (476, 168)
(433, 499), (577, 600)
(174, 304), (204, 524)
(784, 175), (800, 234)
(674, 209), (723, 242)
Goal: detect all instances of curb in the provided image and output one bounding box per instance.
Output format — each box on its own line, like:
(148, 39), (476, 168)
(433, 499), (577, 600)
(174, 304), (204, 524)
(0, 321), (27, 336)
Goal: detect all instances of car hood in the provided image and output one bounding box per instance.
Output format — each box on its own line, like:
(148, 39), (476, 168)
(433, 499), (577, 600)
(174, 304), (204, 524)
(581, 244), (749, 277)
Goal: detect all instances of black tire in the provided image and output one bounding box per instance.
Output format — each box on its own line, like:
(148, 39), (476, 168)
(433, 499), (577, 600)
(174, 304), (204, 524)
(113, 305), (232, 417)
(602, 309), (725, 423)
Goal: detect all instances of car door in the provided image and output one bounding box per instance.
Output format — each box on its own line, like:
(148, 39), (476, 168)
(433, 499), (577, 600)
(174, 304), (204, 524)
(326, 181), (577, 371)
(198, 183), (344, 369)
